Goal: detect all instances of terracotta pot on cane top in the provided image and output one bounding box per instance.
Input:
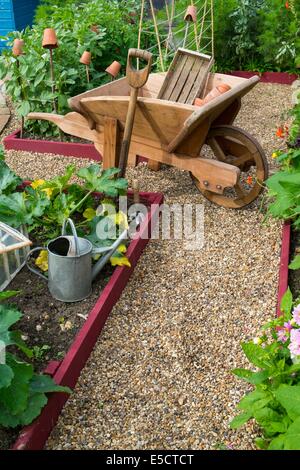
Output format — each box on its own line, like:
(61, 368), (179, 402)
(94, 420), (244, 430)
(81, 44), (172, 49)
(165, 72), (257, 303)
(80, 51), (91, 66)
(194, 83), (231, 107)
(12, 38), (24, 56)
(105, 61), (121, 78)
(90, 24), (99, 33)
(184, 5), (197, 22)
(42, 28), (58, 49)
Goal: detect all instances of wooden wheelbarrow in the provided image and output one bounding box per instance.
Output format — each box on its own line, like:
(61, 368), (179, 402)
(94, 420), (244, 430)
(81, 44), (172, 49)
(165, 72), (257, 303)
(28, 50), (268, 209)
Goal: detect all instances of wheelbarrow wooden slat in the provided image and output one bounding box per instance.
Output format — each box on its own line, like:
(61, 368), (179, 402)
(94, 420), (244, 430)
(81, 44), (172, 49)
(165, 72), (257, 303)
(80, 96), (195, 144)
(157, 48), (214, 105)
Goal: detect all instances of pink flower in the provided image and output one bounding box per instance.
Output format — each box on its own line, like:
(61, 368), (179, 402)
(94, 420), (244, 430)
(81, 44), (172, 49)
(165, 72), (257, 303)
(288, 329), (300, 357)
(292, 305), (300, 326)
(277, 329), (288, 343)
(284, 321), (293, 332)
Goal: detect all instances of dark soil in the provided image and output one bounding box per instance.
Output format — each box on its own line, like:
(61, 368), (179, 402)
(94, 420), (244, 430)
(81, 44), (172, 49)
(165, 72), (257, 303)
(288, 228), (300, 299)
(23, 132), (90, 144)
(0, 262), (113, 450)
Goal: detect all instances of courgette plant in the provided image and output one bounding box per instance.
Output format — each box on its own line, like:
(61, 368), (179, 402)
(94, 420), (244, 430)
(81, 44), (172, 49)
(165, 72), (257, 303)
(0, 291), (70, 428)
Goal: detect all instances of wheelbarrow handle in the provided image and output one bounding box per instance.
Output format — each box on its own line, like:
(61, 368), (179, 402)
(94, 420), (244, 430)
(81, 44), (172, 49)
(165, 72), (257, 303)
(126, 48), (153, 89)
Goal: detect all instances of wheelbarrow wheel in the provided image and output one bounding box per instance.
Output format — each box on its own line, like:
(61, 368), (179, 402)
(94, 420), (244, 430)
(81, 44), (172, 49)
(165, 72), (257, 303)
(191, 125), (269, 209)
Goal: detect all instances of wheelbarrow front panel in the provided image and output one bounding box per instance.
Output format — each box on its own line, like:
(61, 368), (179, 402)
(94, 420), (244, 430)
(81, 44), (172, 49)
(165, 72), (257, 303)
(80, 96), (195, 145)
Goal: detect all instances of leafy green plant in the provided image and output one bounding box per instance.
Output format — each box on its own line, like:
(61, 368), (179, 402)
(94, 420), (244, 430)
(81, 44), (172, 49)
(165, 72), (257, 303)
(258, 0), (300, 72)
(32, 345), (51, 361)
(0, 164), (128, 242)
(230, 288), (300, 450)
(228, 0), (264, 70)
(0, 291), (70, 428)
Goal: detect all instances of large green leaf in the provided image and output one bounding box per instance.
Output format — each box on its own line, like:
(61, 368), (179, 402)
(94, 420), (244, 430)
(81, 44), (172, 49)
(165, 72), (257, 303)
(0, 402), (20, 428)
(0, 354), (33, 415)
(275, 384), (300, 420)
(0, 304), (22, 332)
(18, 392), (48, 426)
(232, 368), (270, 385)
(238, 389), (272, 413)
(0, 191), (49, 228)
(253, 407), (287, 434)
(229, 411), (252, 429)
(0, 364), (14, 389)
(29, 374), (71, 394)
(280, 287), (293, 315)
(40, 164), (76, 196)
(77, 165), (128, 197)
(241, 342), (272, 368)
(0, 162), (21, 195)
(289, 256), (300, 271)
(283, 417), (300, 450)
(268, 434), (285, 450)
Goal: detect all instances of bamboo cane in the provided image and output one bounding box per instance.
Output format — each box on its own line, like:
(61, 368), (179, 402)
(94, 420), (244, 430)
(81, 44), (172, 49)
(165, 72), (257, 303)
(149, 0), (165, 72)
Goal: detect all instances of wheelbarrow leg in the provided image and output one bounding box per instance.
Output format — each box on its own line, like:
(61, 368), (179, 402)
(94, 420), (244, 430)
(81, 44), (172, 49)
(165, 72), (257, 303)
(102, 116), (121, 169)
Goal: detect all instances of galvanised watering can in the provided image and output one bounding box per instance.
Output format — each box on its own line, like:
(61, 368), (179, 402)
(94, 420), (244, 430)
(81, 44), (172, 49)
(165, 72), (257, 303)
(26, 218), (127, 302)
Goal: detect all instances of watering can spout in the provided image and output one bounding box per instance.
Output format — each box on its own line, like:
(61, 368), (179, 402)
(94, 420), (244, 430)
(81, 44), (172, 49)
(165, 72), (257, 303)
(91, 229), (128, 281)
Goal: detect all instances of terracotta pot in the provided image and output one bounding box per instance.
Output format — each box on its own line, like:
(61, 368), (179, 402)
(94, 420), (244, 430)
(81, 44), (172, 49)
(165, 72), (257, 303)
(128, 11), (137, 24)
(80, 51), (91, 66)
(12, 38), (24, 56)
(42, 28), (58, 49)
(194, 83), (231, 106)
(105, 61), (121, 78)
(90, 24), (99, 33)
(184, 5), (197, 22)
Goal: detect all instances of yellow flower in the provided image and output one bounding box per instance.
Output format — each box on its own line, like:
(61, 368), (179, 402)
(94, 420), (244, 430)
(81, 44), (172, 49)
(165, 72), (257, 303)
(35, 250), (48, 272)
(110, 255), (131, 267)
(30, 179), (53, 198)
(31, 179), (45, 189)
(83, 207), (96, 220)
(110, 211), (129, 229)
(271, 152), (278, 159)
(42, 187), (53, 199)
(110, 244), (131, 267)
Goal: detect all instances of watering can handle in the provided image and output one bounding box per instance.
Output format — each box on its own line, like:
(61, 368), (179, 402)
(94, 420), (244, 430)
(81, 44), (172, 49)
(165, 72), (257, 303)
(126, 48), (153, 89)
(25, 247), (48, 281)
(61, 218), (80, 256)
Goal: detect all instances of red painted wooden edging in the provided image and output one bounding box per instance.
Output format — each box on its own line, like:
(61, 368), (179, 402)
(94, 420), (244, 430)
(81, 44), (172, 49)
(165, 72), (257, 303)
(3, 130), (148, 163)
(3, 130), (101, 160)
(277, 221), (291, 317)
(229, 71), (298, 85)
(11, 191), (164, 451)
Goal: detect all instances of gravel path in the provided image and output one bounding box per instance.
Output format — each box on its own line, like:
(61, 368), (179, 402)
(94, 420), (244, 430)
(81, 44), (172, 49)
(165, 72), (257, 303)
(1, 83), (291, 450)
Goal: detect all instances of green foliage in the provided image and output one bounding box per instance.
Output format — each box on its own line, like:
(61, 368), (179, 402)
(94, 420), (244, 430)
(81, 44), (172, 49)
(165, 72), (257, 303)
(0, 292), (70, 428)
(0, 162), (128, 244)
(266, 149), (300, 233)
(229, 289), (300, 450)
(213, 0), (300, 72)
(0, 0), (152, 137)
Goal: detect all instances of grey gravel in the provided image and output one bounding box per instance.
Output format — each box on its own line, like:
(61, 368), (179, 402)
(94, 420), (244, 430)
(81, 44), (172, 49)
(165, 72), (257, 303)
(1, 83), (291, 450)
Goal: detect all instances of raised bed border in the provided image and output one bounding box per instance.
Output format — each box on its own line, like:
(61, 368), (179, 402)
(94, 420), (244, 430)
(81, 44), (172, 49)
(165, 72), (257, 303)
(277, 221), (291, 317)
(3, 70), (298, 159)
(228, 71), (298, 85)
(11, 190), (164, 451)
